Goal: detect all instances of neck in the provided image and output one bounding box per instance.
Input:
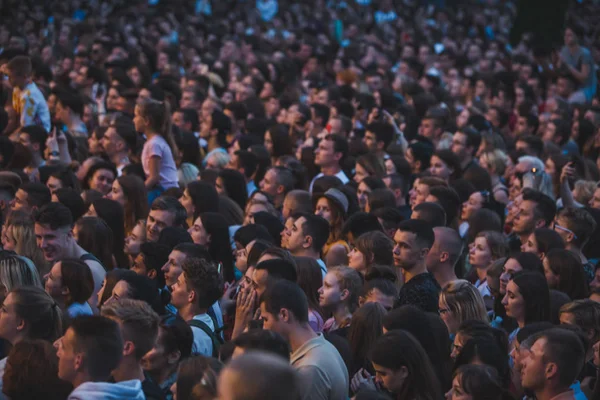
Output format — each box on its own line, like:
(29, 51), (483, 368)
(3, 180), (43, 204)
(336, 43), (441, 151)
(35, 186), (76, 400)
(332, 304), (352, 326)
(72, 372), (95, 389)
(403, 263), (427, 283)
(68, 115), (83, 130)
(288, 323), (318, 353)
(178, 303), (205, 322)
(29, 153), (43, 168)
(292, 248), (319, 260)
(207, 137), (220, 152)
(460, 155), (472, 170)
(147, 365), (177, 386)
(110, 151), (129, 167)
(535, 385), (571, 400)
(146, 130), (158, 139)
(475, 267), (488, 282)
(517, 318), (526, 329)
(112, 357), (145, 383)
(320, 164), (341, 177)
(432, 265), (457, 288)
(518, 232), (531, 247)
(490, 175), (500, 186)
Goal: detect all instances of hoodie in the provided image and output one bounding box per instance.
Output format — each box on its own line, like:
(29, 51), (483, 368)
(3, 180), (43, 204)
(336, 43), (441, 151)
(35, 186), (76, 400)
(68, 379), (145, 400)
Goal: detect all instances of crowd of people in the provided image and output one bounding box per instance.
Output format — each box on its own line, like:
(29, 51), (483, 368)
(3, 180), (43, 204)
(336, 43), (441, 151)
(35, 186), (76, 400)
(1, 0), (600, 399)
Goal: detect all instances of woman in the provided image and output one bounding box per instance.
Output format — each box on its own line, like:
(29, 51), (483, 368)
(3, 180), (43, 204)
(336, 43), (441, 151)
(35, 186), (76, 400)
(357, 177), (386, 212)
(459, 190), (496, 237)
(179, 181), (219, 227)
(81, 160), (117, 196)
(188, 212), (235, 283)
(46, 166), (81, 193)
(479, 150), (509, 204)
(0, 286), (63, 393)
(75, 217), (115, 270)
(44, 259), (94, 318)
(1, 210), (48, 275)
(171, 355), (223, 400)
(347, 302), (386, 380)
(106, 175), (149, 235)
(448, 364), (512, 400)
(348, 231), (394, 276)
(544, 249), (589, 300)
(217, 169), (248, 212)
(88, 198), (128, 268)
(314, 188), (350, 266)
(439, 280), (488, 337)
(0, 255), (43, 302)
(125, 219), (147, 267)
(369, 330), (441, 400)
(264, 124), (293, 165)
(353, 153), (386, 183)
(468, 231), (508, 307)
(502, 271), (551, 345)
(453, 335), (511, 390)
(143, 315), (194, 400)
(499, 252), (544, 295)
(430, 150), (461, 182)
(97, 269), (137, 309)
(520, 227), (565, 260)
(176, 131), (202, 187)
(294, 256), (325, 333)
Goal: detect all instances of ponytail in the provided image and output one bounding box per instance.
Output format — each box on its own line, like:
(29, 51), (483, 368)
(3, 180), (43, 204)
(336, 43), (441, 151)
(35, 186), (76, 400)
(138, 98), (179, 158)
(11, 286), (64, 342)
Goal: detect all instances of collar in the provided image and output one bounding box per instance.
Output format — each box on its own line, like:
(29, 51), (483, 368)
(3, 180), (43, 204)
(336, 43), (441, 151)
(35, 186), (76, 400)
(290, 333), (325, 365)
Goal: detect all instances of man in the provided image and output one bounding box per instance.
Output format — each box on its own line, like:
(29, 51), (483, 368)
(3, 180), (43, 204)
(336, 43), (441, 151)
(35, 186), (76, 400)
(231, 330), (290, 361)
(412, 202), (447, 227)
(557, 73), (586, 104)
(282, 190), (312, 220)
(0, 177), (17, 224)
(131, 243), (170, 290)
(218, 352), (301, 400)
(419, 114), (444, 145)
(383, 173), (411, 220)
(18, 125), (47, 176)
(451, 127), (480, 174)
(515, 135), (545, 159)
(521, 329), (586, 400)
(227, 150), (258, 196)
(101, 299), (163, 400)
(172, 108), (199, 134)
(310, 134), (349, 192)
(310, 103), (330, 139)
(260, 280), (349, 400)
(328, 115), (352, 138)
(283, 213), (330, 276)
(34, 202), (105, 297)
(425, 227), (462, 288)
(56, 315), (145, 400)
(342, 212), (384, 247)
(200, 109), (231, 152)
(409, 176), (447, 211)
(170, 257), (224, 357)
(515, 111), (540, 138)
(146, 196), (188, 242)
(252, 258), (298, 297)
(180, 88), (203, 110)
(511, 189), (556, 248)
(363, 121), (394, 159)
(11, 182), (50, 212)
(392, 219), (440, 313)
(553, 207), (597, 277)
(405, 141), (434, 175)
(101, 119), (138, 175)
(260, 166), (295, 209)
(55, 90), (88, 137)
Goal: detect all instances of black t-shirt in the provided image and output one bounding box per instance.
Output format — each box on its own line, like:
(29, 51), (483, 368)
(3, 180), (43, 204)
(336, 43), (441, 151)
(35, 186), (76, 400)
(395, 272), (441, 313)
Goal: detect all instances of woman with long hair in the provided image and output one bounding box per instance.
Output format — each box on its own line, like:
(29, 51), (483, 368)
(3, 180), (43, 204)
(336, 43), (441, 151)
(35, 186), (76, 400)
(479, 150), (510, 204)
(544, 249), (589, 300)
(520, 227), (565, 260)
(217, 169), (248, 212)
(75, 216), (115, 270)
(44, 259), (94, 318)
(314, 188), (350, 267)
(171, 355), (223, 400)
(87, 198), (128, 268)
(294, 256), (325, 333)
(319, 266), (363, 334)
(106, 175), (149, 235)
(0, 255), (43, 302)
(353, 152), (386, 183)
(468, 231), (509, 308)
(81, 161), (117, 196)
(439, 280), (488, 336)
(264, 124), (293, 165)
(179, 181), (219, 227)
(124, 219), (146, 267)
(1, 210), (48, 275)
(188, 212), (235, 282)
(347, 302), (386, 379)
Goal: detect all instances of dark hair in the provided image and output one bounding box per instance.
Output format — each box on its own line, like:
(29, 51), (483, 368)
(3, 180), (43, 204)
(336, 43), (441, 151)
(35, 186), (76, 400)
(173, 242), (212, 261)
(324, 134), (349, 164)
(150, 196), (188, 228)
(69, 316), (124, 381)
(232, 330), (291, 361)
(198, 212), (235, 282)
(433, 150), (462, 181)
(428, 186), (461, 226)
(75, 217), (114, 270)
(453, 365), (510, 400)
(261, 280), (308, 323)
(363, 265), (399, 300)
(116, 175), (149, 234)
(559, 300), (600, 345)
(545, 249), (589, 300)
(234, 224), (274, 247)
(367, 188), (396, 213)
(175, 356), (223, 400)
(293, 257), (323, 316)
(312, 175), (343, 194)
(82, 161), (117, 191)
(453, 334), (511, 388)
(10, 286), (63, 343)
(347, 302), (386, 376)
(235, 150), (258, 179)
(99, 269), (136, 307)
(255, 259), (298, 283)
(511, 271), (550, 324)
(413, 202), (447, 227)
(408, 141), (434, 171)
(137, 98), (179, 155)
(53, 188), (86, 221)
(522, 190), (557, 226)
(397, 219), (435, 249)
(354, 231), (394, 269)
(294, 212), (330, 252)
(49, 167), (81, 192)
(356, 153), (386, 179)
(34, 202), (73, 230)
(186, 181), (219, 219)
(365, 121), (395, 149)
(92, 198), (127, 268)
(159, 314), (193, 361)
(247, 240), (273, 268)
(20, 182), (51, 209)
(342, 212), (384, 240)
(59, 259), (94, 306)
(119, 273), (165, 314)
(218, 169), (248, 211)
(140, 243), (170, 288)
(370, 330), (442, 400)
(558, 207), (598, 247)
(182, 258), (224, 309)
(510, 252), (544, 275)
(157, 227), (193, 250)
(531, 228), (565, 256)
(266, 124), (294, 158)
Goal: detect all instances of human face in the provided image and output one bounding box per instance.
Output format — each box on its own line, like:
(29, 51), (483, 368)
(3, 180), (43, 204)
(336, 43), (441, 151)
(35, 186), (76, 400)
(106, 179), (126, 206)
(357, 182), (372, 212)
(354, 163), (370, 184)
(234, 242), (248, 273)
(170, 273), (191, 310)
(259, 169), (280, 197)
(161, 250), (187, 287)
(314, 197), (332, 224)
(372, 362), (405, 394)
(543, 258), (559, 290)
(0, 293), (23, 344)
(103, 280), (130, 306)
(318, 272), (344, 309)
(348, 248), (367, 274)
(243, 203), (268, 225)
(439, 297), (459, 334)
(188, 217), (210, 246)
(89, 168), (115, 195)
(146, 209), (176, 242)
(44, 262), (64, 300)
(285, 217), (308, 253)
(56, 328), (79, 383)
(363, 130), (379, 152)
(501, 280), (526, 324)
(239, 266), (255, 292)
(100, 126), (123, 157)
(1, 226), (16, 251)
(512, 200), (540, 236)
(259, 302), (285, 335)
(362, 288), (394, 311)
(521, 232), (540, 256)
(393, 230), (424, 271)
(133, 105), (147, 132)
(125, 222), (145, 257)
(462, 192), (484, 221)
(520, 338), (549, 392)
(141, 327), (173, 374)
(385, 159), (396, 175)
(429, 155), (453, 181)
(314, 139), (339, 167)
(589, 188), (600, 210)
(499, 258), (522, 295)
(252, 268), (271, 298)
(179, 189), (195, 220)
(413, 183), (431, 210)
(88, 132), (103, 155)
(35, 223), (71, 263)
(46, 176), (63, 194)
(451, 333), (467, 360)
(591, 268), (600, 291)
(10, 189), (30, 211)
(469, 237), (493, 269)
(451, 132), (468, 159)
(420, 119), (436, 139)
(263, 131), (274, 155)
(131, 253), (148, 276)
(447, 375), (473, 400)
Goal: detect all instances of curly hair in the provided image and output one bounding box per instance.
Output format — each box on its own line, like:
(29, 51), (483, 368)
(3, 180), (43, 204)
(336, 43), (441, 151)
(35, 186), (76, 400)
(182, 258), (224, 309)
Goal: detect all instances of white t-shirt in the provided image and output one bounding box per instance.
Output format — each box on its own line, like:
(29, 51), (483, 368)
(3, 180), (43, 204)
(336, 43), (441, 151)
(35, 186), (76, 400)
(141, 135), (178, 189)
(190, 313), (215, 356)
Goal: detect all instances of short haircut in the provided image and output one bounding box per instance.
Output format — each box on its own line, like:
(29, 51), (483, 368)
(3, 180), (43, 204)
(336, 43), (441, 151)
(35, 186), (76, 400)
(284, 190), (312, 215)
(385, 173), (409, 196)
(69, 316), (124, 381)
(100, 299), (160, 360)
(20, 182), (51, 209)
(522, 189), (557, 226)
(428, 186), (461, 225)
(254, 259), (298, 283)
(558, 207), (597, 247)
(173, 242), (212, 261)
(517, 135), (544, 158)
(367, 188), (396, 212)
(295, 212), (330, 252)
(529, 328), (585, 388)
(456, 127), (481, 153)
(7, 55), (32, 77)
(113, 120), (138, 151)
(34, 202), (73, 230)
(413, 202), (447, 227)
(342, 212), (384, 238)
(60, 259), (94, 305)
(324, 134), (349, 163)
(20, 125), (47, 148)
(234, 224), (273, 246)
(182, 257), (224, 309)
(235, 150), (258, 179)
(140, 242), (170, 287)
(261, 280), (308, 323)
(559, 300), (600, 342)
(366, 121), (395, 148)
(232, 329), (291, 361)
(434, 227), (464, 266)
(396, 219), (435, 249)
(56, 90), (84, 116)
(311, 103), (330, 123)
(270, 166), (296, 193)
(150, 196), (188, 228)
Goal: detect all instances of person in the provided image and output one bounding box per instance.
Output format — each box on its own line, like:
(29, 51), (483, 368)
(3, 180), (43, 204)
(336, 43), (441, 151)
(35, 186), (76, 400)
(468, 231), (509, 308)
(295, 256), (325, 333)
(44, 259), (94, 318)
(363, 121), (395, 159)
(438, 280), (488, 336)
(559, 25), (597, 102)
(10, 182), (51, 213)
(101, 119), (138, 175)
(347, 302), (386, 380)
(251, 258), (298, 298)
(82, 161), (118, 196)
(56, 315), (146, 400)
(259, 166), (294, 210)
(353, 152), (386, 183)
(383, 173), (412, 219)
(429, 150), (461, 183)
(227, 149), (259, 197)
(520, 328), (586, 400)
(170, 257), (224, 357)
(2, 55), (51, 132)
(360, 267), (398, 311)
(409, 177), (448, 211)
(178, 181), (219, 227)
(393, 219), (440, 313)
(132, 242), (170, 291)
(413, 202), (447, 228)
(319, 266), (363, 334)
(448, 364), (511, 400)
(361, 330), (441, 400)
(230, 329), (291, 360)
(1, 210), (48, 274)
(479, 150), (510, 204)
(510, 189), (556, 249)
(283, 213), (330, 277)
(260, 280), (349, 400)
(100, 299), (163, 400)
(544, 249), (589, 300)
(171, 355), (222, 400)
(282, 190), (313, 220)
(146, 196), (187, 243)
(313, 188), (350, 267)
(0, 254), (43, 303)
(217, 352), (300, 400)
(97, 269), (136, 309)
(425, 227), (462, 288)
(106, 175), (149, 235)
(357, 177), (386, 213)
(103, 273), (164, 314)
(3, 339), (72, 400)
(46, 166), (81, 193)
(218, 168), (249, 211)
(75, 216), (116, 270)
(348, 231), (394, 277)
(52, 187), (87, 221)
(134, 98), (179, 199)
(499, 252), (544, 295)
(34, 202), (106, 299)
(521, 227), (565, 260)
(310, 134), (349, 192)
(88, 198), (128, 268)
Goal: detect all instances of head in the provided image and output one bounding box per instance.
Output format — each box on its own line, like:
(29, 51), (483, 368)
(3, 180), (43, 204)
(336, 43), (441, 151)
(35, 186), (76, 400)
(439, 280), (488, 335)
(499, 252), (544, 295)
(147, 196), (187, 242)
(45, 259), (94, 308)
(141, 314), (193, 377)
(314, 134), (347, 168)
(469, 231), (508, 269)
(502, 271), (550, 326)
(34, 202), (75, 263)
(544, 249), (589, 300)
(425, 226), (463, 275)
(392, 219), (435, 271)
(521, 228), (565, 260)
(318, 266), (363, 314)
(11, 183), (51, 213)
(170, 257), (224, 313)
(231, 329), (290, 361)
(284, 213), (330, 255)
(512, 190), (556, 237)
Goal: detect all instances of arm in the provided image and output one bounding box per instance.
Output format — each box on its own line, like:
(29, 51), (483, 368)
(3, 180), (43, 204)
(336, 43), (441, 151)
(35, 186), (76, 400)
(559, 162), (576, 208)
(145, 155), (161, 189)
(566, 61), (590, 84)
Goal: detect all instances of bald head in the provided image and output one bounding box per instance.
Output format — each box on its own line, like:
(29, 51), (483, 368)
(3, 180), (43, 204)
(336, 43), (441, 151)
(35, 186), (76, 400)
(218, 352), (301, 400)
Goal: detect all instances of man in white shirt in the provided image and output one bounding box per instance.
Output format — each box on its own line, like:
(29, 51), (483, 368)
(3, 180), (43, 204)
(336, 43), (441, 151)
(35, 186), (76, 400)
(310, 134), (349, 192)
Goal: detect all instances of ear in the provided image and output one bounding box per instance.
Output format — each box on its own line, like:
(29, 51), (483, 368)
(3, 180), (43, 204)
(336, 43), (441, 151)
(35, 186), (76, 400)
(439, 251), (449, 263)
(116, 140), (125, 152)
(207, 234), (212, 244)
(123, 341), (136, 357)
(340, 288), (350, 302)
(368, 253), (375, 264)
(414, 160), (422, 171)
(539, 252), (545, 261)
(397, 365), (409, 380)
(61, 286), (70, 297)
(535, 219), (546, 229)
(566, 232), (575, 244)
(188, 289), (196, 305)
(279, 308), (290, 323)
(167, 350), (181, 365)
(303, 235), (313, 249)
(276, 185), (285, 195)
(333, 151), (342, 162)
(545, 362), (558, 381)
(16, 317), (25, 333)
(147, 269), (157, 280)
(74, 353), (84, 372)
(210, 128), (218, 137)
(420, 247), (430, 259)
(358, 296), (366, 307)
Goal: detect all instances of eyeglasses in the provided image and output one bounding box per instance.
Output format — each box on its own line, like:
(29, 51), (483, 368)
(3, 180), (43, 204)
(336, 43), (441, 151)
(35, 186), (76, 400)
(553, 222), (579, 240)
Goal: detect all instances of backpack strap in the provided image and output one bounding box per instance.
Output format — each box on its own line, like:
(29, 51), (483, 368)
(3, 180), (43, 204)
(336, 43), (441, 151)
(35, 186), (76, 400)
(189, 319), (221, 357)
(207, 304), (224, 336)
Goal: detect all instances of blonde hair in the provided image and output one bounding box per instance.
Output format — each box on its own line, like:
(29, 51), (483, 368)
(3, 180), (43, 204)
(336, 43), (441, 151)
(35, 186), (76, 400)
(5, 215), (48, 276)
(574, 180), (597, 205)
(329, 266), (364, 317)
(0, 255), (42, 297)
(480, 150), (508, 176)
(439, 280), (488, 325)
